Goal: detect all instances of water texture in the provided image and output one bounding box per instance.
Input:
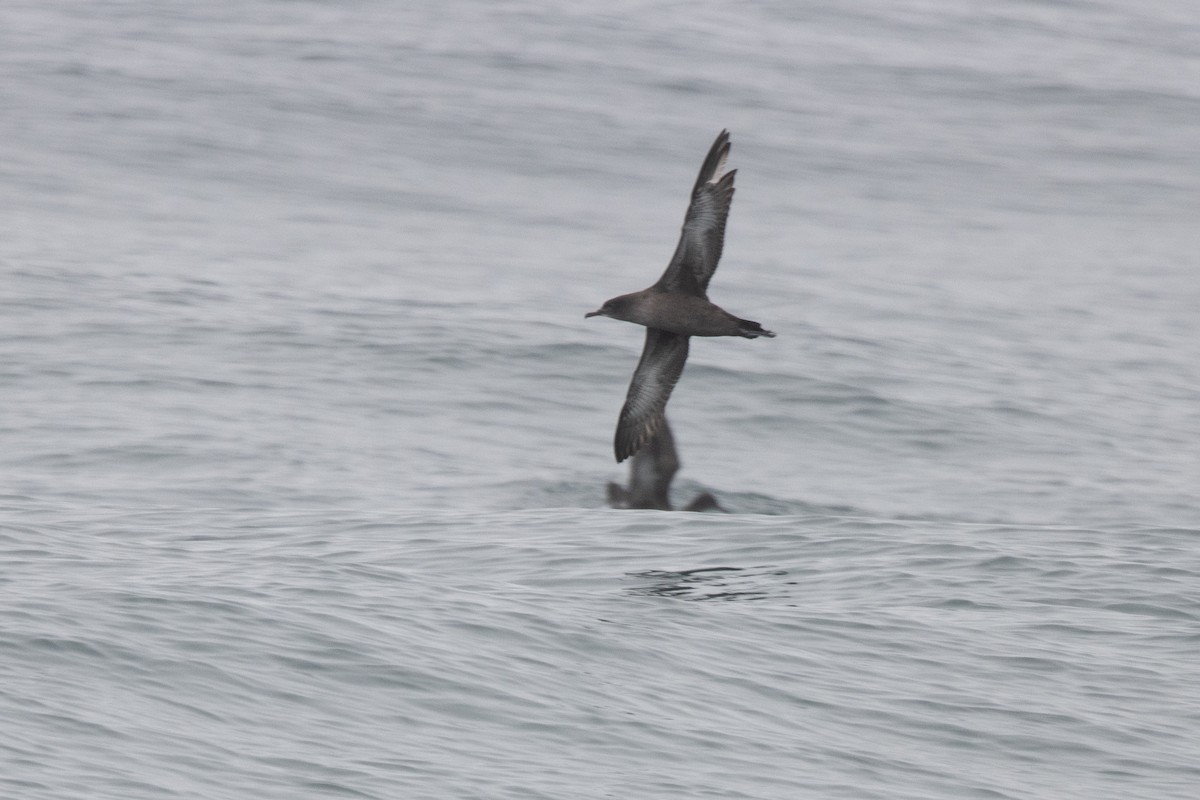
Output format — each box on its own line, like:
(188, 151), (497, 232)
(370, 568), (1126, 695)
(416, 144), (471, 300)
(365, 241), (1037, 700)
(2, 1), (1198, 798)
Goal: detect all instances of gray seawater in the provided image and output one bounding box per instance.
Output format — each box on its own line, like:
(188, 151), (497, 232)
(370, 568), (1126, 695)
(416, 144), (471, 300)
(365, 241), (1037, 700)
(2, 1), (1198, 798)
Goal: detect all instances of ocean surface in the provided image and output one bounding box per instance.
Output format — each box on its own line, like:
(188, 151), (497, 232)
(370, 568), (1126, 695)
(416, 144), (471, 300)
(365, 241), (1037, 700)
(2, 1), (1199, 798)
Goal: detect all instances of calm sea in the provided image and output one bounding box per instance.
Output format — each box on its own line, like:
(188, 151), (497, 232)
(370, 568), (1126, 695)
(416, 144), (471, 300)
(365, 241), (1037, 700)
(2, 1), (1198, 798)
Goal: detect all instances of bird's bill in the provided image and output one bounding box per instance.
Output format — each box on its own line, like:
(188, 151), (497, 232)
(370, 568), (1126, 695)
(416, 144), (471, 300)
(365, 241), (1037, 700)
(585, 309), (605, 318)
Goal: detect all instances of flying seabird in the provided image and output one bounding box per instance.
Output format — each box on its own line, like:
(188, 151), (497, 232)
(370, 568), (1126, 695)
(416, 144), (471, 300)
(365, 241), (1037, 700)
(606, 414), (725, 512)
(586, 130), (775, 462)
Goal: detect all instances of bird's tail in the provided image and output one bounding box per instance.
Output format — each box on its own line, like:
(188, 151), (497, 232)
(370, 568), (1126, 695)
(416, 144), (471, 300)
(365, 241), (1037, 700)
(736, 318), (775, 339)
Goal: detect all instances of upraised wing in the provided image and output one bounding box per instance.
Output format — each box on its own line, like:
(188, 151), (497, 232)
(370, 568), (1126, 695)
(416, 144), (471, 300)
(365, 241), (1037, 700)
(624, 414), (680, 508)
(654, 129), (737, 298)
(614, 329), (690, 462)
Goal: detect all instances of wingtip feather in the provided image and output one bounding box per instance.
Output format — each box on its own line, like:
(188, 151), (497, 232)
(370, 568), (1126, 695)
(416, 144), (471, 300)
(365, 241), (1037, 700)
(692, 129), (734, 194)
(615, 413), (661, 462)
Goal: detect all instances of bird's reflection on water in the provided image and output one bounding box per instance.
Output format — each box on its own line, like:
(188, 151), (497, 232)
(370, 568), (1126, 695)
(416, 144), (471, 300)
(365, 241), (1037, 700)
(626, 566), (789, 602)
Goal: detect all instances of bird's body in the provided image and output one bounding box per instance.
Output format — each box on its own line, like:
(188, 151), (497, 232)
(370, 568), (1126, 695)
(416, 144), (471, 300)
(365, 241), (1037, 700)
(586, 130), (774, 462)
(590, 290), (766, 338)
(606, 415), (725, 512)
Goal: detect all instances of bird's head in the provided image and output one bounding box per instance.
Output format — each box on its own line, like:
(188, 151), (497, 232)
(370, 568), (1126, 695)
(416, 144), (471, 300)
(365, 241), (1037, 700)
(585, 294), (635, 322)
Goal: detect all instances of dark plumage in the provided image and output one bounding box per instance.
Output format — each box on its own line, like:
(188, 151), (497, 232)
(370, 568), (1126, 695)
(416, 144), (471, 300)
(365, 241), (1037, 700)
(586, 130), (775, 462)
(605, 414), (724, 512)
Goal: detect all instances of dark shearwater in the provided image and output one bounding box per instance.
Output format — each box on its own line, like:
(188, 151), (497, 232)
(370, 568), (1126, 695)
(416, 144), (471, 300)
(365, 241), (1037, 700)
(586, 130), (775, 462)
(606, 414), (724, 512)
